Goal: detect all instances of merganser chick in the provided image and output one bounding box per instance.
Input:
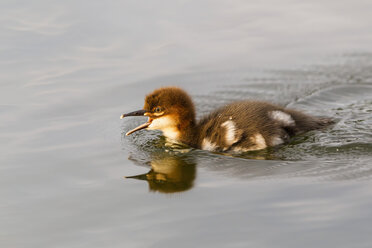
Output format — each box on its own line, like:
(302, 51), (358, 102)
(120, 87), (333, 153)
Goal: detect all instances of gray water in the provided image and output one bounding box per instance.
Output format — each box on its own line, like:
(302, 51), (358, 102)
(1, 1), (372, 248)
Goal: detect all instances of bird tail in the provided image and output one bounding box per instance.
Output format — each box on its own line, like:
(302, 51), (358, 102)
(286, 109), (334, 134)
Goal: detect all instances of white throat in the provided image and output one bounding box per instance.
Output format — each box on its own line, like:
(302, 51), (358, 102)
(147, 116), (181, 140)
(162, 127), (181, 140)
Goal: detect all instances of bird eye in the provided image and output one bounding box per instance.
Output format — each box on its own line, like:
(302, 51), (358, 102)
(155, 107), (162, 113)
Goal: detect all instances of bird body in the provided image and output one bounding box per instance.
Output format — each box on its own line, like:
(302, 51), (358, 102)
(121, 87), (332, 152)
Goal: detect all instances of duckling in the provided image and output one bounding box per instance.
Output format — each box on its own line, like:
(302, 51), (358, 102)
(120, 87), (332, 153)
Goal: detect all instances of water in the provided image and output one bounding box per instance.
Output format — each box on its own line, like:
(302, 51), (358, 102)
(1, 1), (372, 247)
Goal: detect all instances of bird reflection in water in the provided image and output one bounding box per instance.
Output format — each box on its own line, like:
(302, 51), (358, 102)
(125, 153), (196, 194)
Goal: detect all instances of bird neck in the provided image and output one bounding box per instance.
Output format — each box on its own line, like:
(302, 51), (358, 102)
(176, 120), (200, 148)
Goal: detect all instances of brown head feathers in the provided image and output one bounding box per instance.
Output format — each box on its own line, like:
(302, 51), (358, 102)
(144, 87), (196, 127)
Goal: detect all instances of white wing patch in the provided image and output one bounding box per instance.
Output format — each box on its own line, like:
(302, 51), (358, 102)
(201, 138), (218, 151)
(221, 120), (240, 146)
(251, 133), (267, 150)
(269, 110), (295, 126)
(233, 133), (267, 152)
(271, 136), (284, 146)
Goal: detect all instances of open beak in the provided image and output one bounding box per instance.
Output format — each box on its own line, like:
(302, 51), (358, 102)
(120, 109), (152, 136)
(124, 173), (148, 180)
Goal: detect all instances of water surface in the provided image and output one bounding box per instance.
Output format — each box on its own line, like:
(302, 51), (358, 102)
(1, 1), (372, 248)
